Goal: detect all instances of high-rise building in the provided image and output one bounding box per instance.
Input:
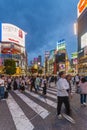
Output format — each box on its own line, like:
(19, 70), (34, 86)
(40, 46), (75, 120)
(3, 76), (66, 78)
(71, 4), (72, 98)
(38, 55), (42, 66)
(77, 0), (87, 75)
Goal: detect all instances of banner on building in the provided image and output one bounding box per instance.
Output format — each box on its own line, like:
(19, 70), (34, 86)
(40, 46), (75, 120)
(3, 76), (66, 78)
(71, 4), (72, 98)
(71, 52), (78, 59)
(57, 39), (66, 51)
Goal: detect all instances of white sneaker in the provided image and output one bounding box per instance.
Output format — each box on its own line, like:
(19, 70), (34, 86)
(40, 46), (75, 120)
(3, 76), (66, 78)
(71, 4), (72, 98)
(81, 104), (84, 107)
(58, 114), (62, 119)
(83, 103), (87, 106)
(1, 99), (6, 101)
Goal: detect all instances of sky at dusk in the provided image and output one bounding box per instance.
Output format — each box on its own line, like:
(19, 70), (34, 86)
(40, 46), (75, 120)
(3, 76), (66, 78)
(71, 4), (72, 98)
(0, 0), (79, 64)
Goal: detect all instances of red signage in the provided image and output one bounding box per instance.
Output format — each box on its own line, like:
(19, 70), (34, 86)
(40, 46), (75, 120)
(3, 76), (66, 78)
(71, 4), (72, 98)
(19, 29), (23, 38)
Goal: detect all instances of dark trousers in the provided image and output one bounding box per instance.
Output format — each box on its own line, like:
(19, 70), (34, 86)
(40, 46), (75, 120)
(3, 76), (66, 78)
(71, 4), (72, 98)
(0, 87), (5, 99)
(43, 84), (47, 95)
(57, 96), (70, 115)
(80, 94), (86, 104)
(43, 86), (47, 95)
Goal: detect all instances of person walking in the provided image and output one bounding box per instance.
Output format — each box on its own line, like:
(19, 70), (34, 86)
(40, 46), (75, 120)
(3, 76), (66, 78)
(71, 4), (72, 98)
(66, 74), (74, 99)
(78, 77), (87, 106)
(42, 76), (47, 96)
(56, 71), (71, 119)
(35, 75), (40, 91)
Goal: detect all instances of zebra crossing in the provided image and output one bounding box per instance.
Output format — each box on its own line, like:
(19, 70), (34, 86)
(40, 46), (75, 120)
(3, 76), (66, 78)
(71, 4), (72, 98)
(2, 86), (57, 130)
(6, 94), (34, 130)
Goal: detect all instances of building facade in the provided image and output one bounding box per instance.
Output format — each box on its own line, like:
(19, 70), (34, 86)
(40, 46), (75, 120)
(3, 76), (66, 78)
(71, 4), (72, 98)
(77, 0), (87, 75)
(0, 23), (27, 75)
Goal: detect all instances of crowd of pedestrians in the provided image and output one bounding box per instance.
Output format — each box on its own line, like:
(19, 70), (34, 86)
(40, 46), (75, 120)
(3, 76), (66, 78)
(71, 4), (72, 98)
(0, 72), (87, 122)
(0, 74), (57, 100)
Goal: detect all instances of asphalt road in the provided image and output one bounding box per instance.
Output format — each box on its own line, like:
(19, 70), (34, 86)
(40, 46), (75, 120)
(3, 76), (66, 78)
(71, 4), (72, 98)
(0, 85), (87, 130)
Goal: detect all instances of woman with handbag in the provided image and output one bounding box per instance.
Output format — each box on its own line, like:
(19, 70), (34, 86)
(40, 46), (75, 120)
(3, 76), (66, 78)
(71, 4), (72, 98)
(78, 77), (87, 106)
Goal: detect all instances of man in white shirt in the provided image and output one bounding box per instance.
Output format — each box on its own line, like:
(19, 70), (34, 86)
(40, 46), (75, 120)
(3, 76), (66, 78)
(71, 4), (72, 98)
(56, 71), (70, 119)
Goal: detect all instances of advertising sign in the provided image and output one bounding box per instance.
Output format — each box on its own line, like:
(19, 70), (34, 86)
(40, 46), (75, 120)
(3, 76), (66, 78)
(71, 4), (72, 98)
(78, 0), (87, 17)
(81, 32), (87, 48)
(71, 52), (78, 59)
(57, 53), (65, 62)
(57, 39), (66, 51)
(1, 23), (26, 47)
(59, 63), (65, 70)
(73, 59), (78, 64)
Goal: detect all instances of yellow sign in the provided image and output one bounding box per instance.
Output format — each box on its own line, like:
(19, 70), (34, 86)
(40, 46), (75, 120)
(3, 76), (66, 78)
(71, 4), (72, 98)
(16, 67), (21, 74)
(78, 0), (87, 16)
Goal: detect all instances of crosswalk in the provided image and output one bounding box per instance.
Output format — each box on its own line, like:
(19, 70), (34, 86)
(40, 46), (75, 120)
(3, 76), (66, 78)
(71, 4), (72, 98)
(6, 94), (34, 130)
(2, 86), (57, 130)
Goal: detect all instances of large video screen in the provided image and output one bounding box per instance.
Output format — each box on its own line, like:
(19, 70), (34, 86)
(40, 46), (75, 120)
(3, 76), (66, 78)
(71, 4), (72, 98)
(81, 32), (87, 48)
(56, 53), (65, 63)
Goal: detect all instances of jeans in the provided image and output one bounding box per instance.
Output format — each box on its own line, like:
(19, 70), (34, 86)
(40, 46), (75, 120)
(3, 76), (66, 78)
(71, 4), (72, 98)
(0, 86), (5, 99)
(80, 94), (86, 104)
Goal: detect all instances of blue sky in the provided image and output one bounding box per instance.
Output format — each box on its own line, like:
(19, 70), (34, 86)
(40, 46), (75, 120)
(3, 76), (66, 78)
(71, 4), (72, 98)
(0, 0), (79, 64)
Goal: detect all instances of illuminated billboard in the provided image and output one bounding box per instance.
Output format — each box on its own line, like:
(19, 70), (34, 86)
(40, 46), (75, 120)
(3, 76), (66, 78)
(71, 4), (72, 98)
(81, 32), (87, 48)
(73, 59), (78, 64)
(59, 63), (65, 70)
(78, 0), (87, 17)
(57, 39), (66, 51)
(56, 53), (65, 63)
(1, 23), (26, 47)
(71, 52), (78, 59)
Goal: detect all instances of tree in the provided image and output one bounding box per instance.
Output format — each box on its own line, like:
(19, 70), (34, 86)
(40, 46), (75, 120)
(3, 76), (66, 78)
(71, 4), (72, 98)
(4, 59), (16, 75)
(38, 69), (43, 74)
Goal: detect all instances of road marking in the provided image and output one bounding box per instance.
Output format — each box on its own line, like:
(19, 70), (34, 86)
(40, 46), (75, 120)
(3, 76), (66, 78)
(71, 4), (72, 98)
(25, 90), (57, 108)
(14, 90), (50, 119)
(40, 87), (57, 95)
(39, 90), (57, 100)
(6, 93), (34, 130)
(48, 87), (57, 92)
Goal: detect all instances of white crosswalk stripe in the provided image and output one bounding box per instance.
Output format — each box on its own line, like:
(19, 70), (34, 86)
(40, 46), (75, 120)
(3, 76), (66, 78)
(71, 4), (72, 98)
(39, 89), (57, 99)
(14, 90), (50, 119)
(48, 87), (57, 92)
(6, 93), (34, 130)
(25, 90), (57, 108)
(5, 86), (57, 130)
(39, 87), (57, 95)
